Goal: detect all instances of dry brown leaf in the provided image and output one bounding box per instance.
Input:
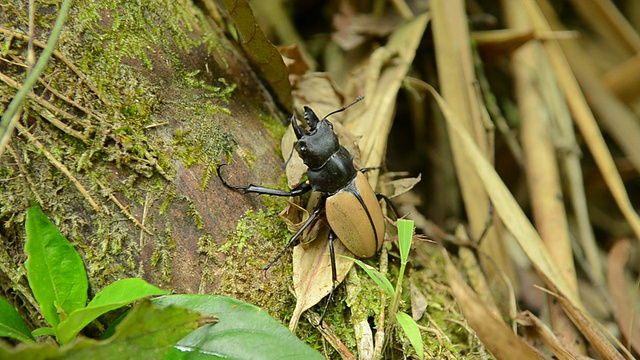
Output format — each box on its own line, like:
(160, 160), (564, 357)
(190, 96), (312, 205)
(442, 247), (541, 360)
(515, 311), (580, 360)
(379, 173), (422, 199)
(278, 44), (310, 76)
(409, 275), (428, 321)
(289, 227), (354, 331)
(333, 12), (401, 51)
(345, 13), (430, 190)
(506, 1), (583, 349)
(606, 239), (640, 355)
(427, 84), (627, 360)
(473, 28), (535, 58)
(522, 0), (640, 242)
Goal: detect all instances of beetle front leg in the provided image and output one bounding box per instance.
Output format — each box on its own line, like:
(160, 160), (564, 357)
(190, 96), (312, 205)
(262, 197), (327, 271)
(317, 230), (338, 327)
(218, 164), (312, 197)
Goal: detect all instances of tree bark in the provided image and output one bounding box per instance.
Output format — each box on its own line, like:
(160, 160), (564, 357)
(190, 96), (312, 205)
(0, 0), (290, 328)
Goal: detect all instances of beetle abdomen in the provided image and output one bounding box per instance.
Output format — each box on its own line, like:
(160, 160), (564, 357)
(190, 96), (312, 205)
(326, 172), (385, 258)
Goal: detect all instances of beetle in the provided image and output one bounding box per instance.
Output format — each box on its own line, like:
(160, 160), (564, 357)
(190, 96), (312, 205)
(218, 97), (390, 322)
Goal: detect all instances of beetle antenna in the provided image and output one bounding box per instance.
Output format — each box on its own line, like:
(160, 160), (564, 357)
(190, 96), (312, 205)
(281, 145), (295, 170)
(322, 95), (364, 120)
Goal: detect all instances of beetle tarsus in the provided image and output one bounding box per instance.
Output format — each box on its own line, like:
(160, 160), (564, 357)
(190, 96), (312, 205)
(317, 230), (338, 327)
(359, 166), (381, 174)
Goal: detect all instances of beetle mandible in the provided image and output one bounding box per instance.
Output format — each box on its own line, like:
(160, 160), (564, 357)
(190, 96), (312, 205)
(217, 97), (389, 322)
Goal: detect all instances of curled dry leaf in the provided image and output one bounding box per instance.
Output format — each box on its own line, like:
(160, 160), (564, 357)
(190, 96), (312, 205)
(278, 44), (310, 77)
(379, 172), (422, 199)
(333, 10), (402, 51)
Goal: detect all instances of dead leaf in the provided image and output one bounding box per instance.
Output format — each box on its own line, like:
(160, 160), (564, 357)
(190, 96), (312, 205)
(344, 13), (430, 190)
(289, 228), (355, 331)
(427, 83), (627, 360)
(409, 275), (428, 321)
(607, 239), (640, 355)
(515, 311), (580, 360)
(333, 10), (402, 51)
(380, 173), (422, 199)
(278, 44), (309, 76)
(442, 247), (541, 360)
(220, 0), (292, 110)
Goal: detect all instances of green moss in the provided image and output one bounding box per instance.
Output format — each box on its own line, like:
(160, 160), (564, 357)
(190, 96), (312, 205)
(217, 201), (294, 321)
(171, 75), (239, 190)
(260, 113), (288, 145)
(196, 234), (216, 259)
(186, 198), (204, 230)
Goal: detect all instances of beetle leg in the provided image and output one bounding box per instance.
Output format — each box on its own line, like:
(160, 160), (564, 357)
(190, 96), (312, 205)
(317, 230), (338, 328)
(218, 164), (312, 197)
(376, 193), (399, 220)
(358, 166), (380, 174)
(262, 197), (327, 271)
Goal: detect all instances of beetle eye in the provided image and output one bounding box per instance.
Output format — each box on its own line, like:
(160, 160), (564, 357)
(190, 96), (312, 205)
(298, 141), (307, 153)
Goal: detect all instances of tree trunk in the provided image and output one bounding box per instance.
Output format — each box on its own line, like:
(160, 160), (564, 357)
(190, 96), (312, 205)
(0, 0), (291, 328)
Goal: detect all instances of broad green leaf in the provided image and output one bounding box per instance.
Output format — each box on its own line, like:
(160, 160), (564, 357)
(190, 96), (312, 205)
(0, 300), (211, 360)
(63, 300), (213, 360)
(57, 278), (169, 344)
(397, 219), (414, 264)
(0, 296), (34, 343)
(341, 255), (395, 297)
(25, 205), (88, 329)
(395, 312), (424, 360)
(153, 294), (323, 360)
(0, 341), (60, 360)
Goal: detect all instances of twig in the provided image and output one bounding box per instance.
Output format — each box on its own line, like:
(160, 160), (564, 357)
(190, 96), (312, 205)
(0, 71), (90, 141)
(95, 179), (153, 235)
(305, 312), (356, 360)
(0, 0), (74, 152)
(15, 122), (100, 213)
(0, 27), (107, 104)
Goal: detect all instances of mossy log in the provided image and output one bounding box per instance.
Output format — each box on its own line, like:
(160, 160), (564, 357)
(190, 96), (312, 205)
(0, 0), (293, 329)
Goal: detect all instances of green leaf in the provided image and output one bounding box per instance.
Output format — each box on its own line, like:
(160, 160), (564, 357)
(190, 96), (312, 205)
(25, 205), (88, 330)
(32, 327), (56, 337)
(0, 341), (60, 360)
(0, 296), (34, 343)
(64, 300), (212, 360)
(57, 278), (169, 344)
(395, 312), (424, 360)
(153, 294), (324, 360)
(340, 255), (395, 297)
(0, 300), (211, 360)
(397, 219), (414, 264)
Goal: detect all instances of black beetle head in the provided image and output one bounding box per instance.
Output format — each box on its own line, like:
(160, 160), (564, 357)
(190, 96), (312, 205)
(292, 107), (340, 170)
